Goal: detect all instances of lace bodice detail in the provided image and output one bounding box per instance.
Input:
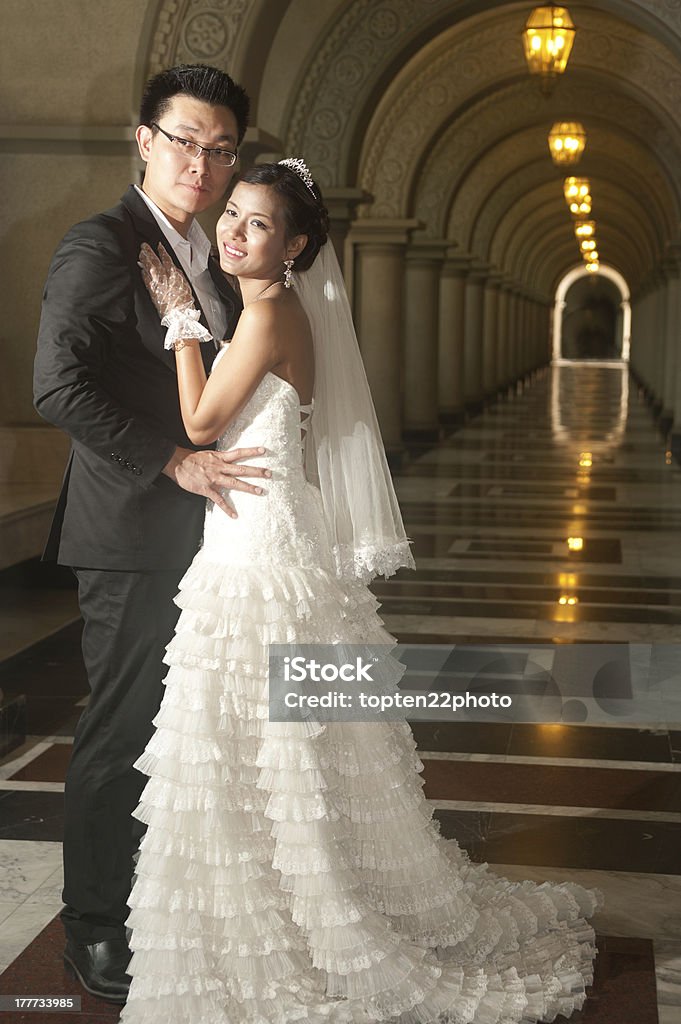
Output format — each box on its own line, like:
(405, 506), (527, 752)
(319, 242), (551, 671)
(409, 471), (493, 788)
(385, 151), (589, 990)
(201, 353), (331, 571)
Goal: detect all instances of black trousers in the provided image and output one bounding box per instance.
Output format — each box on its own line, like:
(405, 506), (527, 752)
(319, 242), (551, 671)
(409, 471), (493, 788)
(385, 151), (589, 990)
(61, 567), (184, 944)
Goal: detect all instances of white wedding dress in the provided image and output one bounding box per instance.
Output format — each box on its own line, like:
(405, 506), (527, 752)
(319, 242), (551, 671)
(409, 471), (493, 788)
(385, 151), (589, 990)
(122, 358), (600, 1024)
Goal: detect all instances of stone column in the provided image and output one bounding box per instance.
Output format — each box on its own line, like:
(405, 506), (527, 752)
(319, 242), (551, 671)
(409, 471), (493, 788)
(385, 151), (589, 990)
(438, 253), (470, 425)
(628, 290), (640, 372)
(629, 285), (645, 382)
(526, 298), (539, 371)
(539, 300), (552, 367)
(464, 263), (488, 413)
(508, 284), (523, 385)
(615, 304), (624, 357)
(482, 272), (503, 396)
(503, 284), (515, 385)
(403, 241), (446, 439)
(631, 279), (653, 388)
(349, 218), (419, 456)
(497, 281), (513, 388)
(661, 252), (681, 433)
(323, 188), (372, 273)
(518, 291), (531, 378)
(528, 294), (549, 371)
(651, 269), (668, 410)
(667, 264), (681, 462)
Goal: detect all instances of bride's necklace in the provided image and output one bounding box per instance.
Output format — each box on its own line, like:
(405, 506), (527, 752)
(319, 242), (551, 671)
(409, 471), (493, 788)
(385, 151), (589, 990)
(248, 279), (284, 305)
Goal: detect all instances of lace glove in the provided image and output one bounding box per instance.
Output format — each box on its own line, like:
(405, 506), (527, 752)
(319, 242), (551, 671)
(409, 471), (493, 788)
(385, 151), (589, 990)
(138, 241), (213, 350)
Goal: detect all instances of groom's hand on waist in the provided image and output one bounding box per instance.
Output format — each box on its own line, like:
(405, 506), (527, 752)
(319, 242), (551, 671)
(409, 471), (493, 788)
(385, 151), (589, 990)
(162, 447), (270, 519)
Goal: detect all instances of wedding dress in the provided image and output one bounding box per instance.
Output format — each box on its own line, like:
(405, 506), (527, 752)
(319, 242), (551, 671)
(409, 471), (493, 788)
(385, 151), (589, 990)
(121, 351), (600, 1024)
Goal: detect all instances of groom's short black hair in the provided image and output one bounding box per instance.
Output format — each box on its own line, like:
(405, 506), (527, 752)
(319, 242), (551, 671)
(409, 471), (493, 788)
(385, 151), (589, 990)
(139, 64), (250, 144)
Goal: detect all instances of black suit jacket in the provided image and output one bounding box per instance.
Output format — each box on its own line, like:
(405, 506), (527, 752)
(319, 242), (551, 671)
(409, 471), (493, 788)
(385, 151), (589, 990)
(33, 186), (242, 570)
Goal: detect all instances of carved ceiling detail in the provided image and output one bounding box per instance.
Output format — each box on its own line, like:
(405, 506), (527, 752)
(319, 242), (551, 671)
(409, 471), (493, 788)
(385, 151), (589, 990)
(488, 177), (655, 277)
(147, 0), (250, 76)
(145, 2), (681, 206)
(459, 128), (671, 258)
(282, 0), (463, 186)
(359, 15), (527, 212)
(140, 1), (681, 286)
(487, 164), (651, 289)
(414, 77), (680, 243)
(361, 10), (681, 219)
(498, 183), (648, 288)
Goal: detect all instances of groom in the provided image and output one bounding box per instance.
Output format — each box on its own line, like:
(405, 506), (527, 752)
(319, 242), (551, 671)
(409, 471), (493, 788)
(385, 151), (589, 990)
(33, 64), (268, 1002)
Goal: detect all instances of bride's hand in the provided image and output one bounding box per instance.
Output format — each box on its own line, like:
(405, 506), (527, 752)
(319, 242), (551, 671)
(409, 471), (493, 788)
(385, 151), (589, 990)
(138, 242), (194, 319)
(138, 242), (213, 349)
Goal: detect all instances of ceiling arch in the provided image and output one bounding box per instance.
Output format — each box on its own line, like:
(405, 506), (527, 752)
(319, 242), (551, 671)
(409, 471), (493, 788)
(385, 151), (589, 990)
(136, 0), (681, 292)
(513, 214), (642, 293)
(413, 78), (680, 242)
(489, 183), (654, 288)
(475, 161), (661, 275)
(408, 119), (666, 291)
(534, 219), (638, 289)
(140, 1), (681, 185)
(480, 131), (674, 256)
(483, 193), (643, 294)
(360, 7), (681, 214)
(559, 263), (631, 304)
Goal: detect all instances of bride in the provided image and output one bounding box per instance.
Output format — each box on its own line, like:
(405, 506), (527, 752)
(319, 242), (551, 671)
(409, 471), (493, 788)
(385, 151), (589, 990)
(121, 158), (600, 1024)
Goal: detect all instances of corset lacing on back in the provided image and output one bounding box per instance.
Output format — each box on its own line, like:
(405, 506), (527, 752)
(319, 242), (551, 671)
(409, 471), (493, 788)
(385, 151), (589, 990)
(299, 399), (313, 452)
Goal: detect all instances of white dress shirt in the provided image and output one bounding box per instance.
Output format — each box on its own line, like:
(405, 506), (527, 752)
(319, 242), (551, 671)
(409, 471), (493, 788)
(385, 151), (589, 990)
(134, 185), (228, 347)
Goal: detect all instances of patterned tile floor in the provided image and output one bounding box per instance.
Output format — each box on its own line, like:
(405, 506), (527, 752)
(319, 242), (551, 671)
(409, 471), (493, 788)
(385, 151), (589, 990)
(0, 363), (680, 1021)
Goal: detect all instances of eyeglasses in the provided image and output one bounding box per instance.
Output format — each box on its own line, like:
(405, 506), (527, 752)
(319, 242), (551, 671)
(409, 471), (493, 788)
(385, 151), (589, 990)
(151, 123), (238, 166)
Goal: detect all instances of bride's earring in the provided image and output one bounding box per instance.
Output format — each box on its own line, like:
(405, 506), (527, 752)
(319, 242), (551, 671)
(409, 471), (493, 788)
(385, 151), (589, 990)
(284, 259), (294, 288)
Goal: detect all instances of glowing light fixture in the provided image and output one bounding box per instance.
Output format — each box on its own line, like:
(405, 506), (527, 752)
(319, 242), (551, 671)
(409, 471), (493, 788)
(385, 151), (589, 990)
(580, 239), (597, 252)
(548, 121), (586, 165)
(585, 250), (599, 263)
(575, 220), (595, 238)
(522, 6), (577, 94)
(578, 452), (592, 467)
(564, 177), (591, 215)
(567, 536), (584, 551)
(585, 262), (600, 273)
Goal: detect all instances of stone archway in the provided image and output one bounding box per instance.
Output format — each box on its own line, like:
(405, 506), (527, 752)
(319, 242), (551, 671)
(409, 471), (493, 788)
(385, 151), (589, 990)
(552, 265), (631, 363)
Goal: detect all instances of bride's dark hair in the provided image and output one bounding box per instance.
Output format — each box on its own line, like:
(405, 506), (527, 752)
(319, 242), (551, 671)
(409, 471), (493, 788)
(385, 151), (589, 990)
(233, 163), (330, 271)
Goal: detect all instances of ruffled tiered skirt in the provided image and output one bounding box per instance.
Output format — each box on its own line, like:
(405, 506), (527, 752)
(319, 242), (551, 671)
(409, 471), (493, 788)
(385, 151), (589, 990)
(121, 552), (601, 1024)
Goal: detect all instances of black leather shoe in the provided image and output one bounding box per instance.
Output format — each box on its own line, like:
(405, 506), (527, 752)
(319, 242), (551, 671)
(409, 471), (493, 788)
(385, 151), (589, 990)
(63, 937), (131, 1003)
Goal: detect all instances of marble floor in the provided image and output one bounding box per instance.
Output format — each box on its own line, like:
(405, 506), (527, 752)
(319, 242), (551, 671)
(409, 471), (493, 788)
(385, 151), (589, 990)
(0, 362), (680, 1022)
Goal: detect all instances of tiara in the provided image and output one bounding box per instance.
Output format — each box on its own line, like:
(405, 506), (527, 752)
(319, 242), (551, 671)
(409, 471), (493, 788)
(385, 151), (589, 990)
(278, 157), (316, 196)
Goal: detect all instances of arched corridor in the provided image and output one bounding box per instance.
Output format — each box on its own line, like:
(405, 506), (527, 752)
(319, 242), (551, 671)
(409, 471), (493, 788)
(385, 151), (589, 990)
(1, 2), (681, 1020)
